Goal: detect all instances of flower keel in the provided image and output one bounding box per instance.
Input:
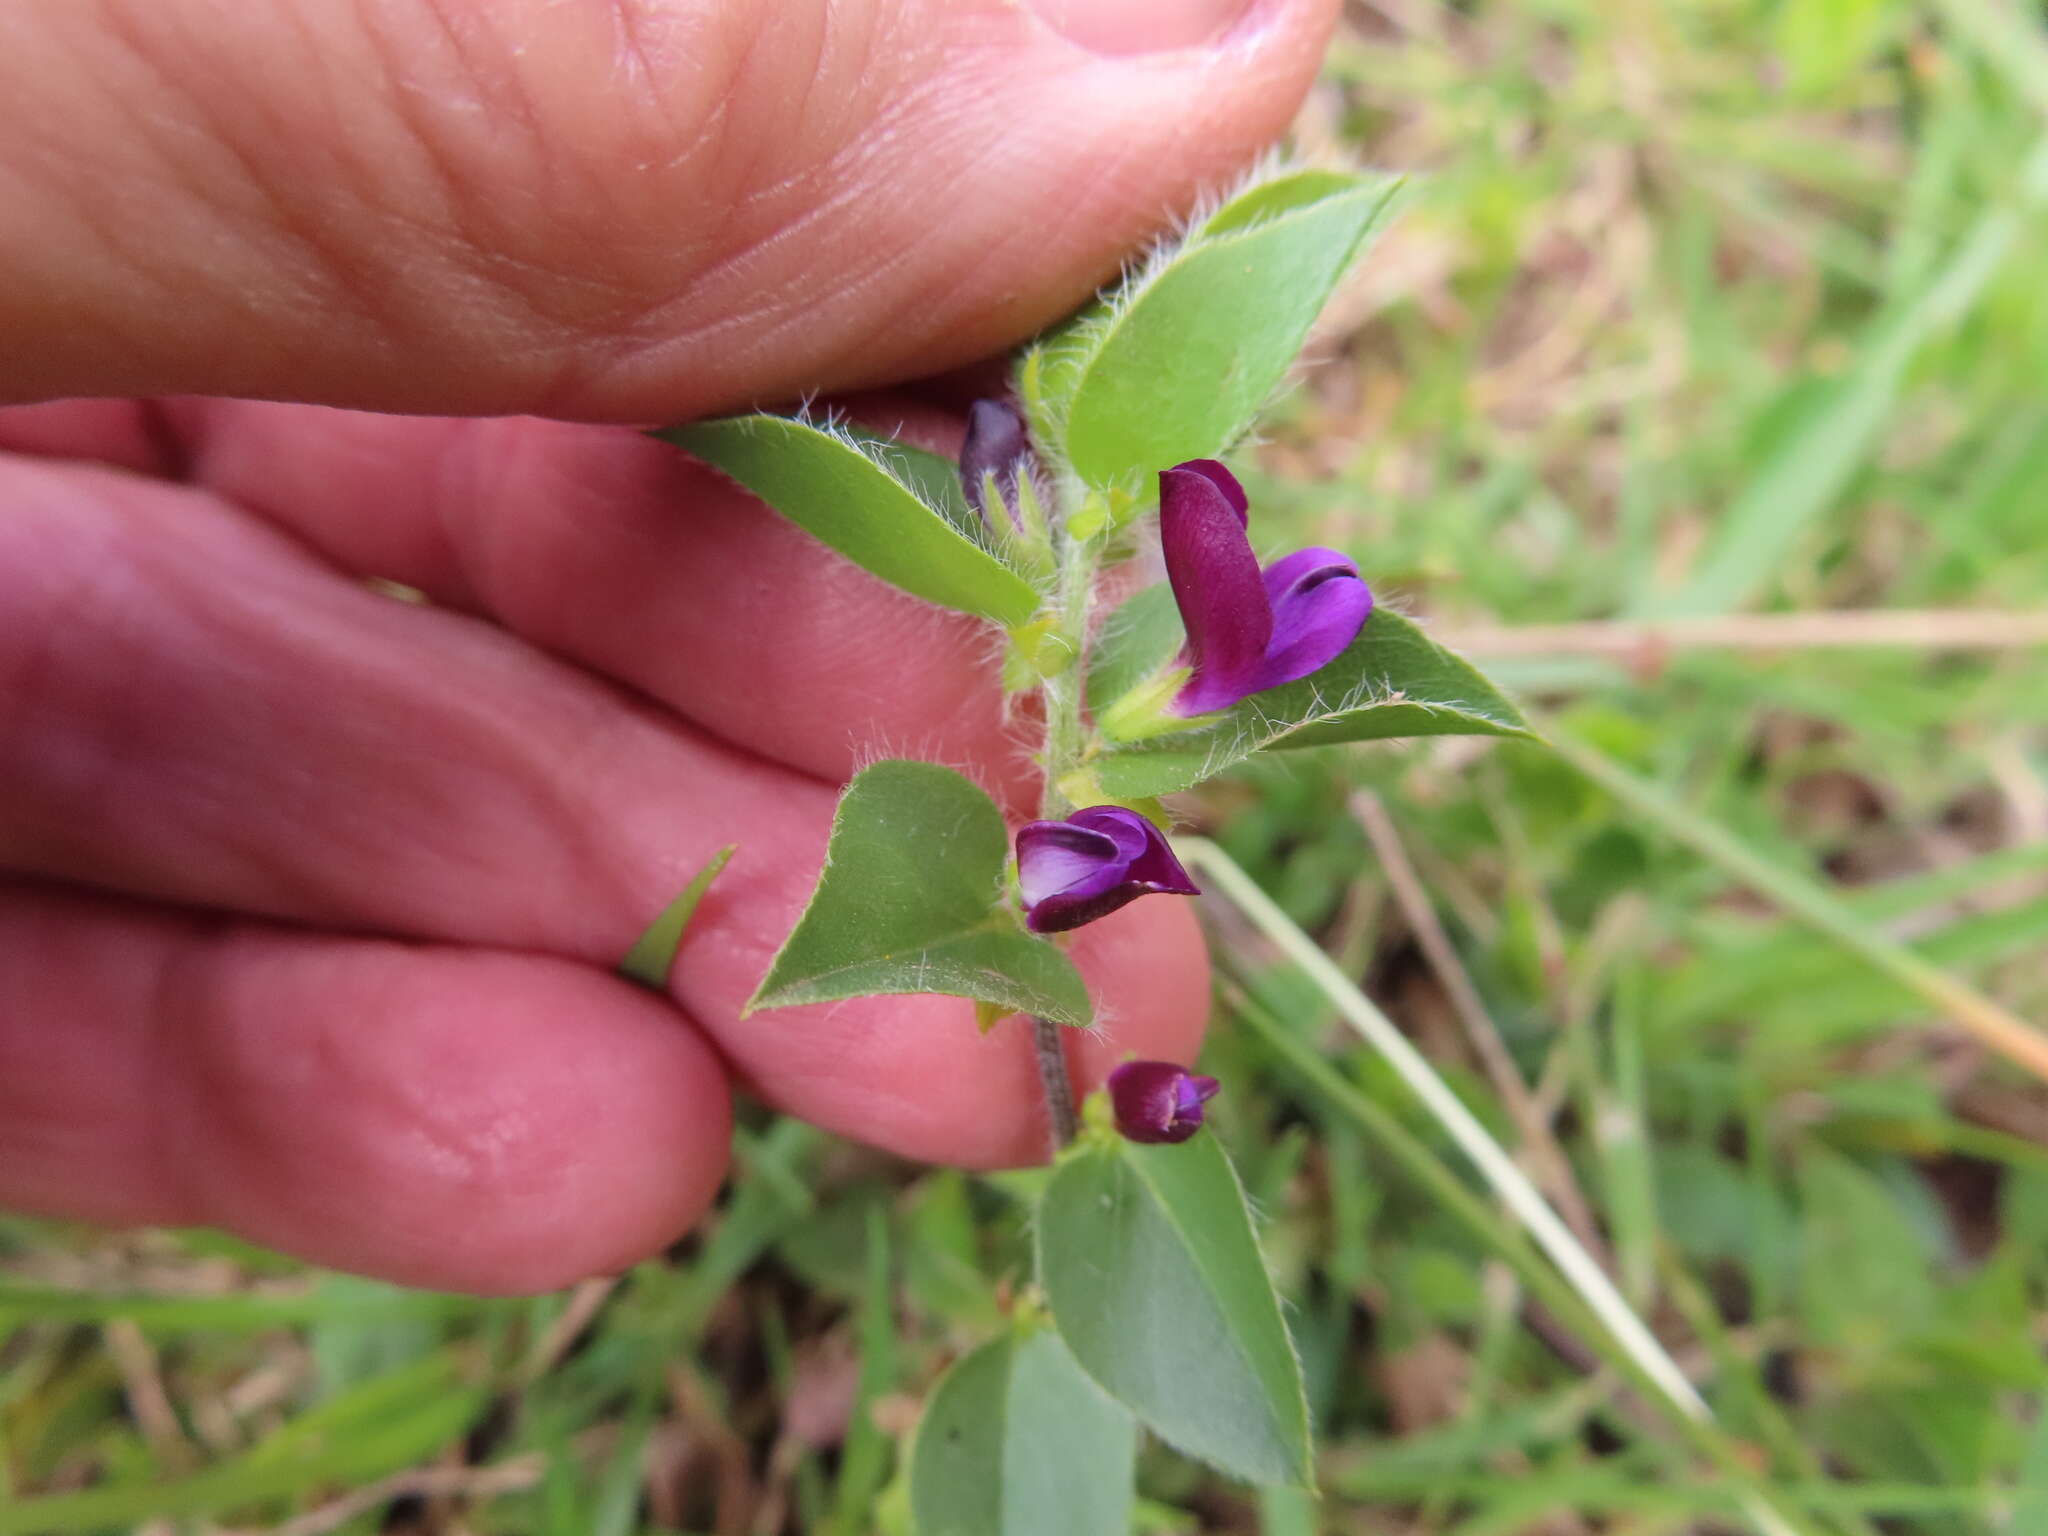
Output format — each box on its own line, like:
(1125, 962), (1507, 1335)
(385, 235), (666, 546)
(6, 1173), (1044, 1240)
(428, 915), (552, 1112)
(1015, 806), (1198, 934)
(1108, 1060), (1220, 1145)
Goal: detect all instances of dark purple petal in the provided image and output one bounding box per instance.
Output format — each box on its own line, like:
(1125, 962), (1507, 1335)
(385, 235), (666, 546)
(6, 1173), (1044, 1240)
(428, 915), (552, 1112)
(1070, 806), (1198, 897)
(1016, 807), (1199, 933)
(1250, 547), (1372, 692)
(1161, 462), (1271, 715)
(1017, 819), (1140, 934)
(1026, 887), (1143, 933)
(1066, 805), (1154, 864)
(1108, 1060), (1219, 1144)
(1016, 821), (1127, 908)
(958, 399), (1030, 523)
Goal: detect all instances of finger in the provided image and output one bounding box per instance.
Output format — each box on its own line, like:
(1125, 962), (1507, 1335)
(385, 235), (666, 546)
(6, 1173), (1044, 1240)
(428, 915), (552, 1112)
(0, 455), (1209, 1165)
(4, 0), (1334, 415)
(0, 879), (732, 1293)
(157, 400), (1029, 800)
(0, 399), (179, 476)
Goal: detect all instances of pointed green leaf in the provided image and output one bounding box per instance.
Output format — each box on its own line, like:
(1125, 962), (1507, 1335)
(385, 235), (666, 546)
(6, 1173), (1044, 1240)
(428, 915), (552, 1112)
(1085, 586), (1533, 800)
(837, 427), (983, 544)
(910, 1325), (1136, 1536)
(748, 761), (1091, 1026)
(1039, 1134), (1313, 1488)
(619, 845), (734, 990)
(1026, 169), (1404, 488)
(660, 416), (1042, 626)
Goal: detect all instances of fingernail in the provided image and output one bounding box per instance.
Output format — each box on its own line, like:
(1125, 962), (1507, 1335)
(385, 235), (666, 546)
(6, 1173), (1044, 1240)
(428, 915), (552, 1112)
(1028, 0), (1259, 55)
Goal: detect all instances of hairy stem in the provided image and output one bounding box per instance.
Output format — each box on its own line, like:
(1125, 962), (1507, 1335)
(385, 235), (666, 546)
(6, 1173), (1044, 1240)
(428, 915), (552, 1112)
(1032, 1016), (1079, 1147)
(1029, 490), (1106, 1151)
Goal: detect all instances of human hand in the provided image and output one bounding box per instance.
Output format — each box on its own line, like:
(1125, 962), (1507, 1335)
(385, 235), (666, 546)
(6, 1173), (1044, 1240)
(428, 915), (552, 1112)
(0, 0), (1334, 1292)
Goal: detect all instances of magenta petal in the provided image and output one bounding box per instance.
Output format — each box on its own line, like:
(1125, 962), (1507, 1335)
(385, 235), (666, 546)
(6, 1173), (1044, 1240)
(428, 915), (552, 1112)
(1252, 547), (1372, 692)
(1161, 463), (1271, 716)
(1174, 459), (1249, 525)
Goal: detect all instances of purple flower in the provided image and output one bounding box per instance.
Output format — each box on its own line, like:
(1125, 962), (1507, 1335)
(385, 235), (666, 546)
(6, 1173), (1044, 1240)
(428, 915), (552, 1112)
(1108, 1060), (1220, 1145)
(1160, 459), (1372, 716)
(1015, 806), (1199, 934)
(959, 399), (1031, 527)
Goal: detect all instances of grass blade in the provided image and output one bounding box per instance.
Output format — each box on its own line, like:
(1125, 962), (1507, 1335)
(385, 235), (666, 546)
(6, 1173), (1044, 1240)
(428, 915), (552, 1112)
(1177, 837), (1812, 1536)
(1546, 727), (2048, 1083)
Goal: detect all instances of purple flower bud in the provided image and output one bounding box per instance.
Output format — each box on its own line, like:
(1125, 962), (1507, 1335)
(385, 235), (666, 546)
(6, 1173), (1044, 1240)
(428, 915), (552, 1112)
(1159, 459), (1372, 716)
(1015, 806), (1199, 934)
(959, 399), (1032, 527)
(1108, 1060), (1220, 1145)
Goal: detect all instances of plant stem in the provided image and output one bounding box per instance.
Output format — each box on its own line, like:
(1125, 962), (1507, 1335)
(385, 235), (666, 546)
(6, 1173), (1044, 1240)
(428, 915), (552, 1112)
(1032, 1017), (1079, 1147)
(1029, 493), (1106, 1151)
(1036, 519), (1099, 821)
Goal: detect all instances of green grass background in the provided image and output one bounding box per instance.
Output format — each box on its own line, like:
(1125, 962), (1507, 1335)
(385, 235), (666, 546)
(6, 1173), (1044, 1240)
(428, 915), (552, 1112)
(8, 1), (2048, 1530)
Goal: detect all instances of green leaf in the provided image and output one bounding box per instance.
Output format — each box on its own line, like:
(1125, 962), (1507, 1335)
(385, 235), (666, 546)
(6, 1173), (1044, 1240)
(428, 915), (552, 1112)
(1038, 1133), (1313, 1488)
(1026, 169), (1403, 488)
(910, 1324), (1136, 1536)
(748, 761), (1091, 1026)
(659, 416), (1042, 626)
(1084, 586), (1533, 799)
(619, 845), (734, 990)
(838, 427), (983, 543)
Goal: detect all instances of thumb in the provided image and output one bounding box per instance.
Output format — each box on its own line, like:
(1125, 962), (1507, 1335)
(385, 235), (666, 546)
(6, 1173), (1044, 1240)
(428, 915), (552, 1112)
(2, 0), (1335, 418)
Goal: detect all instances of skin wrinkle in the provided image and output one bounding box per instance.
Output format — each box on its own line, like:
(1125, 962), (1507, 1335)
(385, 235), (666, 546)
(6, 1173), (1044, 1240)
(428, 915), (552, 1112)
(0, 874), (742, 1288)
(593, 36), (1245, 406)
(3, 13), (155, 320)
(0, 467), (630, 952)
(362, 2), (631, 356)
(163, 404), (1028, 802)
(102, 2), (410, 362)
(586, 10), (854, 331)
(0, 512), (234, 891)
(243, 2), (719, 388)
(838, 131), (1064, 366)
(146, 908), (235, 1230)
(4, 0), (1333, 415)
(526, 10), (849, 403)
(606, 0), (671, 102)
(564, 6), (1013, 400)
(716, 112), (1068, 394)
(583, 79), (989, 402)
(408, 427), (882, 817)
(179, 927), (532, 1258)
(2, 13), (294, 394)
